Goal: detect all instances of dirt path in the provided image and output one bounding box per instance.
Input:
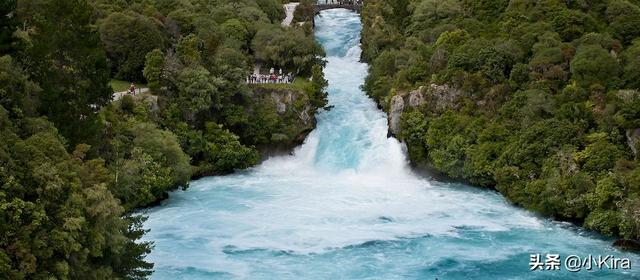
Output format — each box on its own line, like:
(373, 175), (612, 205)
(282, 3), (299, 27)
(113, 88), (150, 101)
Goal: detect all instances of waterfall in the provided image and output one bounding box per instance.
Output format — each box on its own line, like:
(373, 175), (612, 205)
(143, 9), (639, 279)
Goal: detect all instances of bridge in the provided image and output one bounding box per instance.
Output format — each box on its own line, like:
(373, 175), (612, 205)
(315, 0), (363, 13)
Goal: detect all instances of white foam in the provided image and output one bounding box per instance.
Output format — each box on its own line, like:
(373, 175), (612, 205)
(142, 9), (637, 280)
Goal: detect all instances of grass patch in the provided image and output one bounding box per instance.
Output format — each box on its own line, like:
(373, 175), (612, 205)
(109, 79), (146, 92)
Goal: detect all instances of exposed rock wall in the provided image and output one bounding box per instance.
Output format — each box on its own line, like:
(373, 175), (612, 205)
(387, 84), (462, 136)
(389, 95), (404, 136)
(627, 128), (640, 157)
(617, 90), (640, 157)
(261, 88), (314, 125)
(251, 86), (319, 154)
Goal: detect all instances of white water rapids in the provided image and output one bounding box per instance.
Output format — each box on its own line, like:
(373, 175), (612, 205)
(142, 9), (639, 279)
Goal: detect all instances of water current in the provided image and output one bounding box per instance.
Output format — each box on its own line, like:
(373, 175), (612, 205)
(143, 9), (639, 279)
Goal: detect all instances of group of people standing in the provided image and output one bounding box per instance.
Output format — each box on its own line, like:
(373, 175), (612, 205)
(247, 74), (294, 84)
(247, 68), (294, 84)
(318, 0), (363, 5)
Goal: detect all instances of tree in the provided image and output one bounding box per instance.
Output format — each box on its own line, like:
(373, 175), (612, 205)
(435, 29), (470, 52)
(411, 0), (463, 29)
(575, 133), (626, 175)
(399, 110), (429, 162)
(99, 12), (165, 81)
(425, 112), (474, 178)
(387, 0), (411, 29)
(101, 105), (191, 210)
(621, 40), (640, 89)
(143, 49), (165, 92)
(201, 122), (259, 173)
(606, 0), (640, 43)
(621, 194), (640, 239)
(0, 55), (39, 117)
(360, 0), (640, 241)
(176, 34), (202, 66)
(0, 108), (152, 279)
(255, 0), (284, 23)
(220, 19), (251, 50)
(462, 0), (508, 21)
(570, 44), (621, 88)
(176, 66), (218, 120)
(0, 0), (17, 55)
(252, 26), (324, 75)
(211, 47), (250, 100)
(552, 9), (585, 41)
(310, 64), (328, 107)
(17, 0), (113, 146)
(293, 0), (315, 23)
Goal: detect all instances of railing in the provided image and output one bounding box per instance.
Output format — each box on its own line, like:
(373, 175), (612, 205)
(315, 0), (364, 12)
(247, 74), (294, 85)
(316, 0), (363, 5)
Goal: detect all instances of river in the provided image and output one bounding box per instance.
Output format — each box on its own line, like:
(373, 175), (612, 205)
(143, 9), (639, 279)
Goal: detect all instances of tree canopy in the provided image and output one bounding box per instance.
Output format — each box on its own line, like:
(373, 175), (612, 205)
(0, 0), (327, 278)
(363, 0), (640, 240)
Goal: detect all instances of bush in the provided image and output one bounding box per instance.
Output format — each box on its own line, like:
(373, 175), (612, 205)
(120, 94), (135, 113)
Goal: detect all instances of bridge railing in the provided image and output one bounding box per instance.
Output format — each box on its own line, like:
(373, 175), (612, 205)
(316, 0), (363, 6)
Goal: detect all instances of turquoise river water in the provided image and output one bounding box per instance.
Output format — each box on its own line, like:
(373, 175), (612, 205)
(143, 9), (639, 279)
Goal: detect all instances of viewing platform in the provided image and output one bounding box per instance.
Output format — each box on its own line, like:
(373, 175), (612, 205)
(316, 0), (363, 13)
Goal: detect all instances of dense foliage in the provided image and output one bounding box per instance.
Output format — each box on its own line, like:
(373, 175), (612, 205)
(0, 108), (153, 279)
(1, 0), (326, 278)
(362, 0), (640, 240)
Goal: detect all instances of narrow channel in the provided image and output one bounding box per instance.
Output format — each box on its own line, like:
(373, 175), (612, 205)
(143, 9), (639, 279)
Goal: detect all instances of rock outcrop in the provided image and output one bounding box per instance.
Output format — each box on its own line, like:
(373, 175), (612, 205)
(627, 128), (640, 156)
(250, 87), (318, 154)
(264, 89), (314, 125)
(389, 94), (405, 136)
(269, 90), (295, 114)
(387, 83), (462, 136)
(616, 90), (640, 157)
(408, 88), (426, 108)
(422, 83), (462, 113)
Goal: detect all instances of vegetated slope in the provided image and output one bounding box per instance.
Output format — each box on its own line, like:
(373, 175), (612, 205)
(0, 0), (327, 278)
(361, 0), (640, 241)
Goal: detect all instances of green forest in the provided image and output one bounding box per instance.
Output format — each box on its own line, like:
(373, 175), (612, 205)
(362, 0), (640, 241)
(3, 0), (640, 277)
(0, 0), (326, 278)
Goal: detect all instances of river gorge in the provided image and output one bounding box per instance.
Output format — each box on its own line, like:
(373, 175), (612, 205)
(142, 9), (639, 279)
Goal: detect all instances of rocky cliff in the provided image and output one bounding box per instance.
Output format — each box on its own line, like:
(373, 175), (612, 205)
(250, 86), (320, 156)
(628, 128), (640, 157)
(388, 84), (462, 136)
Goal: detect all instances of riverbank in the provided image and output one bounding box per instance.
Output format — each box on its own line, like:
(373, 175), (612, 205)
(360, 1), (640, 246)
(142, 9), (640, 278)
